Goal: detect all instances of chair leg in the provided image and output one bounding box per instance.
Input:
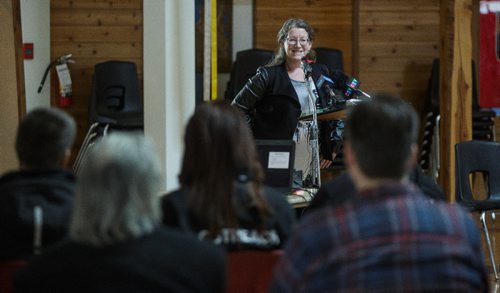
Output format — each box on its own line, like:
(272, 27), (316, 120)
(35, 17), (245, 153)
(480, 211), (498, 280)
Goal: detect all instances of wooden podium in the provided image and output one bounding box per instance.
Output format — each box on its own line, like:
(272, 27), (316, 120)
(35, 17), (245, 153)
(300, 108), (347, 121)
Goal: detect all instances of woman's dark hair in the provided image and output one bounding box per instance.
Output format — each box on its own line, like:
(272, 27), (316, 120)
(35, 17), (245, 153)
(268, 18), (316, 66)
(179, 100), (271, 238)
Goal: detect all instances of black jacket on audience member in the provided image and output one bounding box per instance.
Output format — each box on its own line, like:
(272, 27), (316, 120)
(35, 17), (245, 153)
(161, 187), (296, 250)
(14, 227), (226, 293)
(307, 166), (445, 213)
(0, 169), (75, 261)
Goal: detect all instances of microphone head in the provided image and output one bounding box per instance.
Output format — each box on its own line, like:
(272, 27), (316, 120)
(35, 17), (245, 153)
(330, 70), (349, 91)
(344, 77), (360, 98)
(316, 74), (334, 88)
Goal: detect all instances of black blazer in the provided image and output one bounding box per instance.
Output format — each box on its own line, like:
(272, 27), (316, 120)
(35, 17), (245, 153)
(232, 63), (330, 140)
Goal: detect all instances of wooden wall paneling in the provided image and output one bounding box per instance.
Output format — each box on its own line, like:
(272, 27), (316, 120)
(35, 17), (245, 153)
(51, 0), (142, 10)
(51, 0), (143, 164)
(358, 0), (440, 117)
(438, 0), (473, 201)
(254, 0), (353, 74)
(360, 0), (439, 11)
(359, 0), (439, 115)
(0, 0), (22, 173)
(12, 0), (25, 120)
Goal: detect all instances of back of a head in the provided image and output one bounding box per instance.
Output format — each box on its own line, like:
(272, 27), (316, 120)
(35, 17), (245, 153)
(70, 132), (162, 246)
(180, 100), (264, 190)
(16, 107), (76, 169)
(344, 94), (419, 179)
(179, 100), (267, 235)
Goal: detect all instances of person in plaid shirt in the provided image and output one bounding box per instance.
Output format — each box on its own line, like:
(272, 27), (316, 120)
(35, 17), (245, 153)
(270, 94), (489, 292)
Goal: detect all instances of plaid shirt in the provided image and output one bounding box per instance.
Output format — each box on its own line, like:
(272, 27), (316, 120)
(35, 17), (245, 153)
(270, 182), (489, 292)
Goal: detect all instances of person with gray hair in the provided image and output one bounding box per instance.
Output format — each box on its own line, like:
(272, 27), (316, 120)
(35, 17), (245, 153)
(270, 94), (488, 292)
(15, 132), (226, 293)
(0, 107), (76, 260)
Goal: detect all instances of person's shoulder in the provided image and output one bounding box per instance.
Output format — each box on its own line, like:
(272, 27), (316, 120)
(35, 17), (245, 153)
(0, 169), (75, 185)
(0, 169), (75, 206)
(160, 189), (186, 206)
(283, 205), (338, 248)
(260, 63), (287, 75)
(15, 240), (74, 278)
(308, 173), (355, 212)
(262, 187), (293, 208)
(156, 227), (225, 259)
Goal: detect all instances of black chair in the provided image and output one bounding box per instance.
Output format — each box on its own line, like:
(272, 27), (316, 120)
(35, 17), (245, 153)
(224, 48), (273, 101)
(74, 61), (143, 173)
(420, 59), (495, 177)
(455, 140), (500, 280)
(88, 60), (143, 128)
(314, 47), (344, 72)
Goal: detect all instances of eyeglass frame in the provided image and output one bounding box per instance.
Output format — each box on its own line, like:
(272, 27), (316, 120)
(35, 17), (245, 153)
(285, 37), (311, 46)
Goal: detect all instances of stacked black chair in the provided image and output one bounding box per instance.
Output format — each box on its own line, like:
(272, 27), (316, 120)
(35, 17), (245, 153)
(455, 140), (500, 280)
(74, 61), (143, 174)
(419, 58), (495, 178)
(314, 47), (344, 72)
(224, 48), (273, 101)
(87, 61), (143, 129)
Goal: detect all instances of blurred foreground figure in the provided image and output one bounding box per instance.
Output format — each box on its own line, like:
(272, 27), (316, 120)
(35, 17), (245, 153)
(270, 94), (488, 292)
(15, 133), (225, 293)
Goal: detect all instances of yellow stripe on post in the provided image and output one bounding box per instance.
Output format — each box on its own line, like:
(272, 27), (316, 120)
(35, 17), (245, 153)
(210, 0), (217, 100)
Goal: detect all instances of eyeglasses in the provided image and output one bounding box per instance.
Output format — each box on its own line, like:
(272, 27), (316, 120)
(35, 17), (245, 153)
(286, 38), (310, 46)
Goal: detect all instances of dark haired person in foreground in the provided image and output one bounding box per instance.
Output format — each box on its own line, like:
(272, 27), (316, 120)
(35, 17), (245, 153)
(15, 133), (225, 292)
(0, 107), (76, 260)
(307, 165), (445, 213)
(270, 94), (488, 292)
(161, 100), (295, 250)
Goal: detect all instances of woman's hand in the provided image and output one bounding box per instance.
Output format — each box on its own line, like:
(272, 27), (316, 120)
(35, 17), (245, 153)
(320, 152), (337, 169)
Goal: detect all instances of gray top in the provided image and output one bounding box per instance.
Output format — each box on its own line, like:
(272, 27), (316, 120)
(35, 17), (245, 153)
(291, 79), (314, 115)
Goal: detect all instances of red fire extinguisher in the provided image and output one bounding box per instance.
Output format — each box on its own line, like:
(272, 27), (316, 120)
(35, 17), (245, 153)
(38, 54), (75, 107)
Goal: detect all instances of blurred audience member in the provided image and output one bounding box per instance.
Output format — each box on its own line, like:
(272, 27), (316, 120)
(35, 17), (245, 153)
(270, 94), (488, 292)
(0, 107), (76, 260)
(162, 100), (296, 250)
(307, 165), (445, 213)
(15, 133), (225, 292)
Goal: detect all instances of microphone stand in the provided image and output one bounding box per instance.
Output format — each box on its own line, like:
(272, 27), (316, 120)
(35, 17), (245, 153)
(303, 64), (321, 188)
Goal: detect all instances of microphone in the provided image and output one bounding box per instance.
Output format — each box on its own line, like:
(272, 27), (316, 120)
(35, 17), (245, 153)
(330, 70), (350, 91)
(345, 77), (372, 99)
(329, 70), (371, 99)
(316, 75), (344, 108)
(301, 58), (313, 78)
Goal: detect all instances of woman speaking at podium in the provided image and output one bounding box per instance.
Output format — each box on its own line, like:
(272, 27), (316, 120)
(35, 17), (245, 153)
(231, 18), (341, 181)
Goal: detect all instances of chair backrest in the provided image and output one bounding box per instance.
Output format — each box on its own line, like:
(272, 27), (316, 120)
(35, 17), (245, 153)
(224, 48), (274, 101)
(314, 47), (344, 72)
(225, 250), (283, 293)
(455, 140), (500, 208)
(0, 260), (27, 293)
(426, 58), (480, 113)
(89, 60), (143, 128)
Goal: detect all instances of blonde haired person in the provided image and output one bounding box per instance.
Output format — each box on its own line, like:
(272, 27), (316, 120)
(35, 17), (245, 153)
(16, 133), (225, 293)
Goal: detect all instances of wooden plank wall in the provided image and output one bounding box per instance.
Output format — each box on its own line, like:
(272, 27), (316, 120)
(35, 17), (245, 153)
(50, 0), (143, 162)
(253, 0), (440, 117)
(254, 0), (353, 75)
(357, 0), (440, 116)
(0, 0), (22, 173)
